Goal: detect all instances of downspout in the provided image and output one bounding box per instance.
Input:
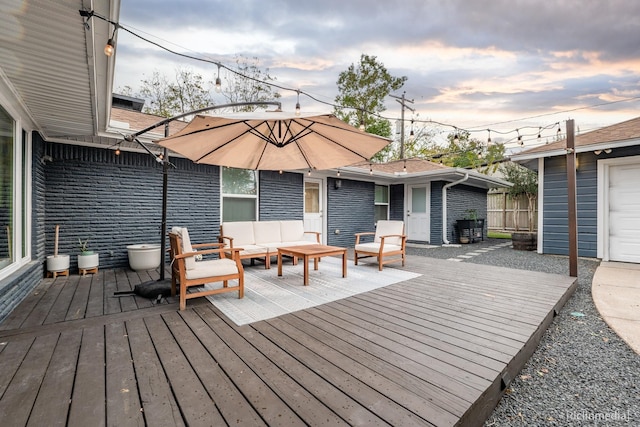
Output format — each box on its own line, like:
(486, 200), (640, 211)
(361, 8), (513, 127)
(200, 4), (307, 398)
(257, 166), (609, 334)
(442, 173), (469, 244)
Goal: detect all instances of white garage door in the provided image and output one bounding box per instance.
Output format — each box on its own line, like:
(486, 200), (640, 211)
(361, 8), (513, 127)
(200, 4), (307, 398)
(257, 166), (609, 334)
(609, 163), (640, 263)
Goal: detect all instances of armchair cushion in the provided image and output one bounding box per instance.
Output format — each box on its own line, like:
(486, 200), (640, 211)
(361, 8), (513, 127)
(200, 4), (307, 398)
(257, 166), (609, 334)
(355, 242), (403, 253)
(173, 226), (197, 270)
(374, 220), (404, 245)
(185, 258), (239, 280)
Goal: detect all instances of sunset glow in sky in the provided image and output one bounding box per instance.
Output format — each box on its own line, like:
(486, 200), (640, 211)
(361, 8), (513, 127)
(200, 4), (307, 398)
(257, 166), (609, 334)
(113, 0), (640, 149)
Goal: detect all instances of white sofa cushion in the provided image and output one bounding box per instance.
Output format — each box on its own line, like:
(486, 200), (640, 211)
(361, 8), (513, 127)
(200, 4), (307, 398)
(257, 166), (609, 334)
(280, 220), (306, 242)
(235, 244), (269, 256)
(253, 221), (281, 244)
(221, 221), (255, 246)
(374, 220), (404, 246)
(185, 258), (238, 280)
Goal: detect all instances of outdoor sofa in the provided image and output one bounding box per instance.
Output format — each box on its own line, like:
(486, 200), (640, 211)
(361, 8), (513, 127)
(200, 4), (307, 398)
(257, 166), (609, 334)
(219, 220), (321, 268)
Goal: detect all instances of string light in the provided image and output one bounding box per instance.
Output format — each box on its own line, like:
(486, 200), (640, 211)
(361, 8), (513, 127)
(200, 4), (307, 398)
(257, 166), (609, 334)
(369, 164), (373, 175)
(403, 159), (407, 172)
(81, 9), (613, 152)
(517, 129), (523, 146)
(215, 64), (222, 93)
(104, 25), (117, 56)
(337, 170), (341, 177)
(295, 90), (301, 116)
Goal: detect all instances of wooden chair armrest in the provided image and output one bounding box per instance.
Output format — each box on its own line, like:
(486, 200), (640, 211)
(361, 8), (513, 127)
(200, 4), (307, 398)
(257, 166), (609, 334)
(175, 248), (224, 259)
(379, 234), (407, 248)
(192, 242), (224, 249)
(218, 235), (234, 247)
(354, 231), (375, 245)
(304, 231), (321, 243)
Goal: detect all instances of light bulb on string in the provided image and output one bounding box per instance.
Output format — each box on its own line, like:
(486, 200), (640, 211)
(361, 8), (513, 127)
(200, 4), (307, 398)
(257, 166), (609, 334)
(104, 24), (117, 56)
(487, 130), (491, 144)
(295, 90), (301, 116)
(215, 64), (222, 93)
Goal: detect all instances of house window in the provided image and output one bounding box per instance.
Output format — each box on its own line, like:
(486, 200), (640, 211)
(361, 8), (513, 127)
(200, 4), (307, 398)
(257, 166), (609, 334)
(0, 104), (29, 277)
(374, 184), (389, 222)
(221, 167), (258, 222)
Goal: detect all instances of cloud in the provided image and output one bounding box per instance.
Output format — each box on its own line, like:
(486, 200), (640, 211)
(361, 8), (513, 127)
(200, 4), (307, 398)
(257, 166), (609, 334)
(113, 0), (640, 135)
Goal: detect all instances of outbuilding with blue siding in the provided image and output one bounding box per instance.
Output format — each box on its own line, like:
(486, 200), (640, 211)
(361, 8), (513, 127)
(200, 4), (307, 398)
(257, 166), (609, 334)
(512, 116), (640, 263)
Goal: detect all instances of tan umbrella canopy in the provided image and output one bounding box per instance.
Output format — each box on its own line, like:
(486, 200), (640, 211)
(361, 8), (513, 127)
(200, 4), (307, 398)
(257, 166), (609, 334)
(157, 111), (391, 171)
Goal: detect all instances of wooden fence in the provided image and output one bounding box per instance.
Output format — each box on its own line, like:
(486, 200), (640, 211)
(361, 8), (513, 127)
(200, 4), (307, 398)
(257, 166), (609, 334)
(487, 191), (537, 232)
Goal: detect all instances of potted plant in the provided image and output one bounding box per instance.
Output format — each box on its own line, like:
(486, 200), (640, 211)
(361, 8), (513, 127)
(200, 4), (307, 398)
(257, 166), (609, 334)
(77, 238), (99, 273)
(500, 162), (537, 250)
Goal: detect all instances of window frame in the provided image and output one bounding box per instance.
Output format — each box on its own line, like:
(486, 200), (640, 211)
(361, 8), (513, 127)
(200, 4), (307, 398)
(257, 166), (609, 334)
(220, 167), (259, 222)
(0, 103), (31, 281)
(374, 184), (389, 222)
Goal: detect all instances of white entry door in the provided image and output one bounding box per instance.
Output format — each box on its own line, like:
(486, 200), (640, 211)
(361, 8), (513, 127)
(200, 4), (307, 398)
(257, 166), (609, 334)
(608, 163), (640, 262)
(304, 178), (324, 242)
(407, 185), (430, 242)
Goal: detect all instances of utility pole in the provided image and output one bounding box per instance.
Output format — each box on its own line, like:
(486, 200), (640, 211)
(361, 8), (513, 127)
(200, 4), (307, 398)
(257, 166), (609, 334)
(390, 92), (414, 159)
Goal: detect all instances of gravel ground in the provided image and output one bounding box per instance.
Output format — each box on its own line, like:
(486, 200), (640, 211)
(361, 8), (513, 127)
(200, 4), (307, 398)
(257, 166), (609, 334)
(406, 239), (640, 426)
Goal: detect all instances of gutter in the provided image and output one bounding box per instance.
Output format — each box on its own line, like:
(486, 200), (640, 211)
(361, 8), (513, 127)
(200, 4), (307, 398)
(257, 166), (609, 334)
(442, 173), (469, 244)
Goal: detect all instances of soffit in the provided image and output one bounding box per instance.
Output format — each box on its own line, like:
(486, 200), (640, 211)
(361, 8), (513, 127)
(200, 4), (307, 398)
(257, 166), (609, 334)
(0, 0), (118, 138)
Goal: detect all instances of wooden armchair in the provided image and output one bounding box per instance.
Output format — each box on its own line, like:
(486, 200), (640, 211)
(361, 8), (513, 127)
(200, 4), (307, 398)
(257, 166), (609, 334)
(169, 227), (244, 311)
(354, 220), (407, 271)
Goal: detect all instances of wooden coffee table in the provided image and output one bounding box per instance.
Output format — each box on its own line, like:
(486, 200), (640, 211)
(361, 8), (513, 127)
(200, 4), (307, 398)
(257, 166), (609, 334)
(277, 244), (347, 286)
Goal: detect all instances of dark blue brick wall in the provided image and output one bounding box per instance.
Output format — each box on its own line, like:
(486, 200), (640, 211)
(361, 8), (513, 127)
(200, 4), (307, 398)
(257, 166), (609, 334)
(259, 171), (303, 220)
(44, 143), (221, 270)
(327, 178), (374, 247)
(447, 184), (487, 243)
(389, 184), (404, 221)
(430, 182), (444, 244)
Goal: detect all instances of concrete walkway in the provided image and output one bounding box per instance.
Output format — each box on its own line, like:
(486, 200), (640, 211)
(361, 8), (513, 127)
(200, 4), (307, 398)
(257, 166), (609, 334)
(592, 261), (640, 354)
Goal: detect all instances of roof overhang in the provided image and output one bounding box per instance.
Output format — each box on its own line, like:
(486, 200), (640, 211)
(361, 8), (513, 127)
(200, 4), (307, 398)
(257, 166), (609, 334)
(511, 137), (640, 162)
(339, 166), (512, 189)
(0, 0), (119, 139)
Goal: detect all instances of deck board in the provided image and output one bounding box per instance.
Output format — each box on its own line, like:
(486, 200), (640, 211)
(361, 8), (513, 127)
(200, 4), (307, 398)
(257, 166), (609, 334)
(0, 256), (577, 426)
(27, 330), (81, 427)
(67, 325), (106, 426)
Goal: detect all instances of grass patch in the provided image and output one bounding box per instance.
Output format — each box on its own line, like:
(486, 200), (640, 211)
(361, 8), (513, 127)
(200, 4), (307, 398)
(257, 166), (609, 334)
(488, 230), (512, 239)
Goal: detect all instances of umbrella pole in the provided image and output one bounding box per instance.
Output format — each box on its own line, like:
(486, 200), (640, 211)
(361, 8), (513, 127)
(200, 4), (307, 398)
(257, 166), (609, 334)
(159, 123), (170, 281)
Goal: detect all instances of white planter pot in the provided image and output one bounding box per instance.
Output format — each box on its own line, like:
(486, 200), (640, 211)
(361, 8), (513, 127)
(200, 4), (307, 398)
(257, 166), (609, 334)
(127, 244), (161, 271)
(78, 253), (99, 269)
(47, 254), (70, 272)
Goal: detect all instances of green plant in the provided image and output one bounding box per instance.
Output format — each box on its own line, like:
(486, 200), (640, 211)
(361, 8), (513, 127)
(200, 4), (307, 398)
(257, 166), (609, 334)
(78, 238), (93, 255)
(463, 209), (478, 221)
(500, 162), (538, 232)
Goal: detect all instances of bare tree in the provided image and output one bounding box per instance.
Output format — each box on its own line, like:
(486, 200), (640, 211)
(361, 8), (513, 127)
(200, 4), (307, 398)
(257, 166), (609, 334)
(219, 55), (281, 112)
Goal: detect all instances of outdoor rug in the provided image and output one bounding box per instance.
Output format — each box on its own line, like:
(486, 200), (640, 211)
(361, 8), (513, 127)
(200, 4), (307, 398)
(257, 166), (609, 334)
(205, 257), (421, 326)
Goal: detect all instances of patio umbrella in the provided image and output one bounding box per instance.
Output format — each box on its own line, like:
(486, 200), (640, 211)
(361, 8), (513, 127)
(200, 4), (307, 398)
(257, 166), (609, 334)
(156, 111), (391, 171)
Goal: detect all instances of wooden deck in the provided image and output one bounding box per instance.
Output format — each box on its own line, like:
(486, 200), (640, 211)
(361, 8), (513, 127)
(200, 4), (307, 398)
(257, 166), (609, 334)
(0, 255), (576, 426)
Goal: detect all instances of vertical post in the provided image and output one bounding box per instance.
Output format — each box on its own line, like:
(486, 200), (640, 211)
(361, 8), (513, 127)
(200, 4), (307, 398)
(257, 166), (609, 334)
(502, 192), (507, 231)
(159, 123), (170, 281)
(390, 92), (414, 160)
(399, 92), (406, 160)
(566, 119), (578, 277)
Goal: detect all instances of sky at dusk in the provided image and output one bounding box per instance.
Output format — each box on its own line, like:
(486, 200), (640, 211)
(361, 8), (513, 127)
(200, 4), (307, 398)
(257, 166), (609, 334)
(113, 0), (640, 150)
